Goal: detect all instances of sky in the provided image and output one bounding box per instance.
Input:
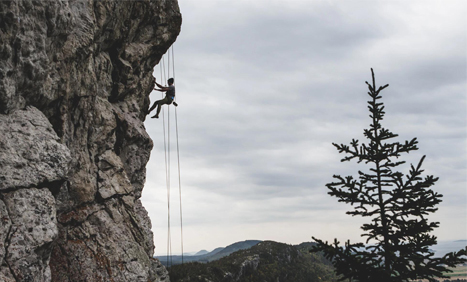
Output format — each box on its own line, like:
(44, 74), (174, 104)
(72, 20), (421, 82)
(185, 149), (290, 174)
(141, 0), (467, 256)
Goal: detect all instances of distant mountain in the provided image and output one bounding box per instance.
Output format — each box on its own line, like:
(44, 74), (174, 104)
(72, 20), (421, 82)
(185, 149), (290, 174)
(430, 240), (467, 256)
(168, 241), (337, 282)
(157, 240), (261, 266)
(208, 247), (224, 256)
(194, 250), (209, 256)
(206, 240), (262, 262)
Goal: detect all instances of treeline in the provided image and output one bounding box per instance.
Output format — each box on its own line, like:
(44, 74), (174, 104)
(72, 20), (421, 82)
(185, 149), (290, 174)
(169, 241), (337, 282)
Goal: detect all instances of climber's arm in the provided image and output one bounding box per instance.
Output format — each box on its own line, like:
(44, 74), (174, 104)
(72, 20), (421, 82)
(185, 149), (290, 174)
(155, 81), (169, 91)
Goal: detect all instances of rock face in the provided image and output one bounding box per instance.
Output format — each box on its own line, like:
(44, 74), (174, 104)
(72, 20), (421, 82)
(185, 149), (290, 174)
(0, 1), (181, 281)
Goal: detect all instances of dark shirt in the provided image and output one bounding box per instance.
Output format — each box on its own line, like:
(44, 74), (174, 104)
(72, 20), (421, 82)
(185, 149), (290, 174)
(166, 85), (175, 99)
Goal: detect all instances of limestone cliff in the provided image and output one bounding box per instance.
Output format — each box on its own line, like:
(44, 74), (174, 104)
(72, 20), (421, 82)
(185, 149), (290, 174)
(0, 1), (181, 281)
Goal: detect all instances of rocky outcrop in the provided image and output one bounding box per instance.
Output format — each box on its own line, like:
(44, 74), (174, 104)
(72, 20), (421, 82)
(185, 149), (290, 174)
(0, 0), (181, 281)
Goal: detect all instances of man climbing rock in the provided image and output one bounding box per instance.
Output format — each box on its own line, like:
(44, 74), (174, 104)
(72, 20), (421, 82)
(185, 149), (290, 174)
(148, 77), (177, 119)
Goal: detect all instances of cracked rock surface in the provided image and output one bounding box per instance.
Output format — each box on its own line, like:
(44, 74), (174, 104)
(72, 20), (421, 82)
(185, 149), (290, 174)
(0, 0), (181, 281)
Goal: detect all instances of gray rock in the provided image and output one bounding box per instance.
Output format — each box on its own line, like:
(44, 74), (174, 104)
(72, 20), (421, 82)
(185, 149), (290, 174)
(97, 150), (133, 200)
(0, 200), (12, 270)
(2, 188), (58, 282)
(134, 198), (156, 257)
(0, 0), (181, 281)
(0, 106), (69, 281)
(0, 107), (71, 191)
(52, 197), (167, 282)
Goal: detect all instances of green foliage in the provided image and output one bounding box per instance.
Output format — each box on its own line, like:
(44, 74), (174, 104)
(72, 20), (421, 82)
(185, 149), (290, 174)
(311, 69), (466, 282)
(169, 241), (338, 282)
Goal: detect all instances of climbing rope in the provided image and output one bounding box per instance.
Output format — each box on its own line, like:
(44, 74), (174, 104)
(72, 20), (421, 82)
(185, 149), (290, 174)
(175, 98), (184, 264)
(159, 57), (172, 266)
(158, 45), (183, 267)
(171, 44), (185, 264)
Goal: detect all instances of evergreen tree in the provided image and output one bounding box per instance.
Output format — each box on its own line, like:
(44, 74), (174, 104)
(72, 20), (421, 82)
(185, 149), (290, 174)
(311, 69), (466, 282)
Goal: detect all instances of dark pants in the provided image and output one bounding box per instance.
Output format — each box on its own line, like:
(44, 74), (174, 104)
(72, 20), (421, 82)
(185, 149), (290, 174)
(149, 96), (173, 117)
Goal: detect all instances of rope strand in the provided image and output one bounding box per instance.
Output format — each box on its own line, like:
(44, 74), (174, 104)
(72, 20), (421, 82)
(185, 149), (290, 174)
(160, 59), (171, 266)
(175, 106), (184, 263)
(167, 103), (172, 267)
(171, 44), (184, 263)
(159, 45), (183, 267)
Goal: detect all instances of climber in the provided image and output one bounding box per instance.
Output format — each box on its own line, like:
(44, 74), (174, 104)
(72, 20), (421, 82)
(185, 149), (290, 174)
(148, 77), (178, 119)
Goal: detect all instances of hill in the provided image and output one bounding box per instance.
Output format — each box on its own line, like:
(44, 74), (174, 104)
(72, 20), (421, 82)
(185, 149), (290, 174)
(158, 240), (261, 266)
(168, 241), (338, 282)
(206, 240), (263, 262)
(195, 250), (210, 256)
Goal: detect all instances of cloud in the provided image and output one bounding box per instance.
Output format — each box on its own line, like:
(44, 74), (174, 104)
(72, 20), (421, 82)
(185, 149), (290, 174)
(143, 0), (467, 253)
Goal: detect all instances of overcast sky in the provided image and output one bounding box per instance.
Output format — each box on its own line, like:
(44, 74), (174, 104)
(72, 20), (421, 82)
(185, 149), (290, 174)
(141, 0), (467, 255)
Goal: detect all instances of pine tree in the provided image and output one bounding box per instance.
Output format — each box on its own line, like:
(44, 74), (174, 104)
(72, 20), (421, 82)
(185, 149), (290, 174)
(311, 69), (466, 282)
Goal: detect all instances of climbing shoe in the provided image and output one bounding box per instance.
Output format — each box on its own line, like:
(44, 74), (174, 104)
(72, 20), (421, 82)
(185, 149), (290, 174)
(173, 102), (178, 107)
